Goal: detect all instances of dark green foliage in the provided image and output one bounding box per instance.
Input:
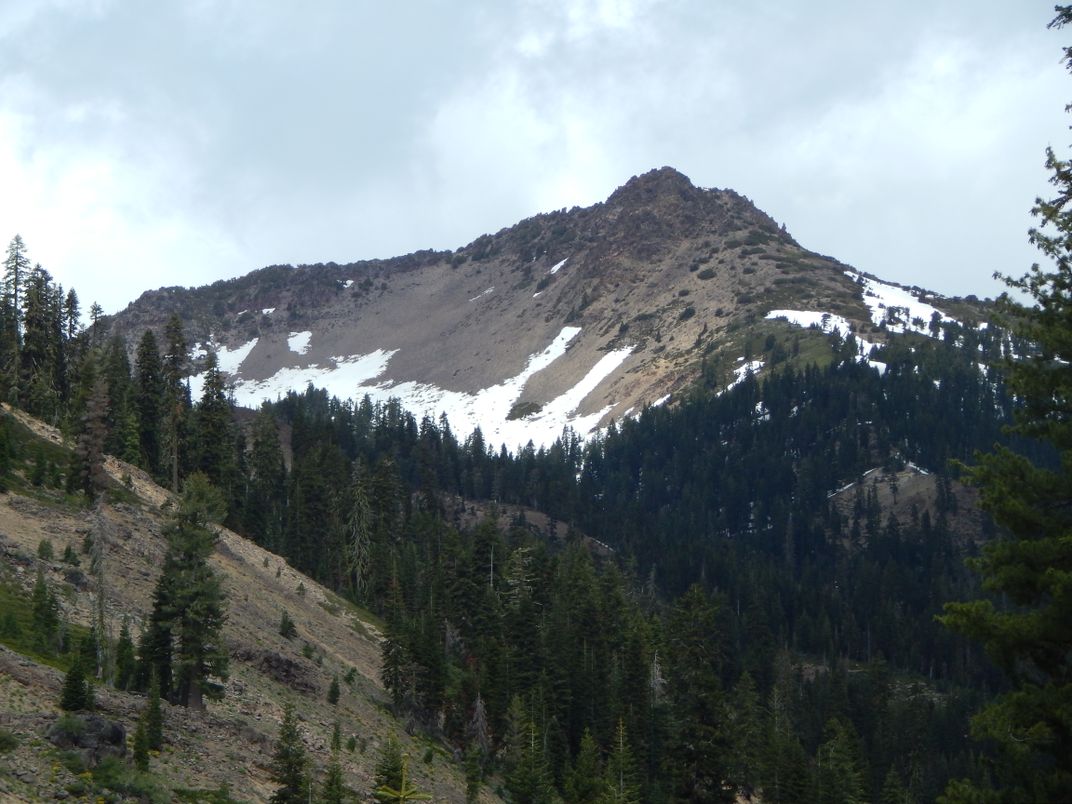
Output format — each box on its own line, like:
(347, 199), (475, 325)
(114, 621), (136, 690)
(31, 567), (59, 653)
(373, 754), (431, 802)
(320, 754), (346, 804)
(0, 728), (19, 753)
(270, 703), (309, 804)
(937, 9), (1072, 802)
(37, 538), (53, 560)
(134, 328), (164, 477)
(328, 675), (340, 705)
(565, 728), (605, 803)
(59, 652), (94, 711)
(278, 610), (296, 639)
(665, 585), (734, 802)
(374, 734), (404, 792)
(145, 670), (164, 750)
(146, 474), (229, 708)
(132, 714), (150, 771)
(61, 543), (79, 565)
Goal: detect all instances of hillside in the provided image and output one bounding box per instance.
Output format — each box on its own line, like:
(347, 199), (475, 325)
(105, 167), (990, 450)
(0, 405), (484, 803)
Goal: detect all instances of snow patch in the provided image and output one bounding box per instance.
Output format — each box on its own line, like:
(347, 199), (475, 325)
(846, 271), (954, 335)
(342, 279), (354, 288)
(262, 307), (275, 315)
(549, 257), (568, 275)
(652, 394), (671, 407)
(213, 326), (633, 450)
(288, 331), (312, 355)
(217, 338), (259, 375)
(469, 287), (495, 302)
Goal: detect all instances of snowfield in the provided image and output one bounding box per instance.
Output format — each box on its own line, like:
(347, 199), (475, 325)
(191, 326), (635, 450)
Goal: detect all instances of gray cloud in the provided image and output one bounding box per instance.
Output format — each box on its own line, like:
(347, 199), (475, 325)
(0, 0), (1066, 313)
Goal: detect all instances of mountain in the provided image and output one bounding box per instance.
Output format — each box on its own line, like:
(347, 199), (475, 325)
(106, 167), (988, 450)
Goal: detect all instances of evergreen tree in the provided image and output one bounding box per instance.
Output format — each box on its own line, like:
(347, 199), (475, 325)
(566, 728), (606, 803)
(728, 671), (765, 796)
(939, 8), (1072, 801)
(320, 753), (347, 804)
(132, 713), (150, 771)
(134, 329), (164, 477)
(503, 696), (556, 804)
(279, 610), (297, 639)
(68, 374), (109, 501)
(148, 474), (229, 708)
(664, 584), (734, 802)
(60, 651), (94, 711)
(114, 620), (136, 690)
(270, 702), (309, 804)
(194, 351), (235, 493)
(31, 567), (59, 652)
(328, 675), (340, 705)
(146, 669), (164, 751)
(4, 235), (28, 337)
(161, 313), (189, 493)
(598, 720), (640, 804)
(374, 734), (404, 791)
(374, 754), (431, 803)
(815, 718), (867, 804)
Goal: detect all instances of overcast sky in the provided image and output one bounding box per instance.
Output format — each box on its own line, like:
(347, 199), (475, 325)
(0, 1), (1068, 315)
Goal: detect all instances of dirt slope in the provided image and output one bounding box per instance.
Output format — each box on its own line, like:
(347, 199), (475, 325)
(0, 405), (487, 802)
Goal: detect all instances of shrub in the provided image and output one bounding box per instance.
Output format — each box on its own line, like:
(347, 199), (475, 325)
(697, 268), (716, 280)
(279, 610), (297, 639)
(0, 728), (18, 753)
(37, 539), (54, 561)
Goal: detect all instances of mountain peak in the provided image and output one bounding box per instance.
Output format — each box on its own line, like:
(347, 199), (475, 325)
(606, 166), (698, 207)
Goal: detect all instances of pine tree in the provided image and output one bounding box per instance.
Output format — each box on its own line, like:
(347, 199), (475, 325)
(270, 702), (309, 804)
(134, 329), (164, 477)
(279, 610), (297, 639)
(146, 669), (164, 750)
(60, 650), (94, 712)
(373, 754), (431, 803)
(68, 374), (109, 501)
(114, 620), (136, 690)
(148, 473), (229, 708)
(193, 351), (235, 493)
(374, 734), (404, 791)
(938, 8), (1072, 801)
(328, 675), (340, 705)
(815, 718), (867, 804)
(161, 313), (189, 493)
(132, 713), (150, 771)
(320, 753), (346, 804)
(566, 728), (606, 803)
(664, 584), (734, 802)
(598, 720), (640, 804)
(31, 567), (59, 652)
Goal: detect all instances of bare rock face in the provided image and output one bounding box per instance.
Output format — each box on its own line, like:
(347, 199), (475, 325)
(104, 167), (953, 449)
(46, 714), (126, 765)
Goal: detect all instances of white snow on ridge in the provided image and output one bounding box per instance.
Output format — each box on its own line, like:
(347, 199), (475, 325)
(765, 309), (888, 373)
(469, 286), (495, 302)
(288, 331), (312, 355)
(549, 257), (568, 275)
(262, 307), (275, 315)
(217, 338), (259, 375)
(203, 325), (633, 450)
(847, 271), (954, 335)
(228, 350), (398, 408)
(343, 279), (354, 288)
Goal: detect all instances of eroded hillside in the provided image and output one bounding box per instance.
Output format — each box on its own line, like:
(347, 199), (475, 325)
(0, 406), (486, 802)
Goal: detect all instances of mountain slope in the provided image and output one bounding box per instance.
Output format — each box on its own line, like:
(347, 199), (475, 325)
(0, 405), (483, 802)
(107, 167), (985, 450)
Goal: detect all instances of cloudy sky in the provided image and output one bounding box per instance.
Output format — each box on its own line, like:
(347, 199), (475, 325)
(0, 1), (1068, 314)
